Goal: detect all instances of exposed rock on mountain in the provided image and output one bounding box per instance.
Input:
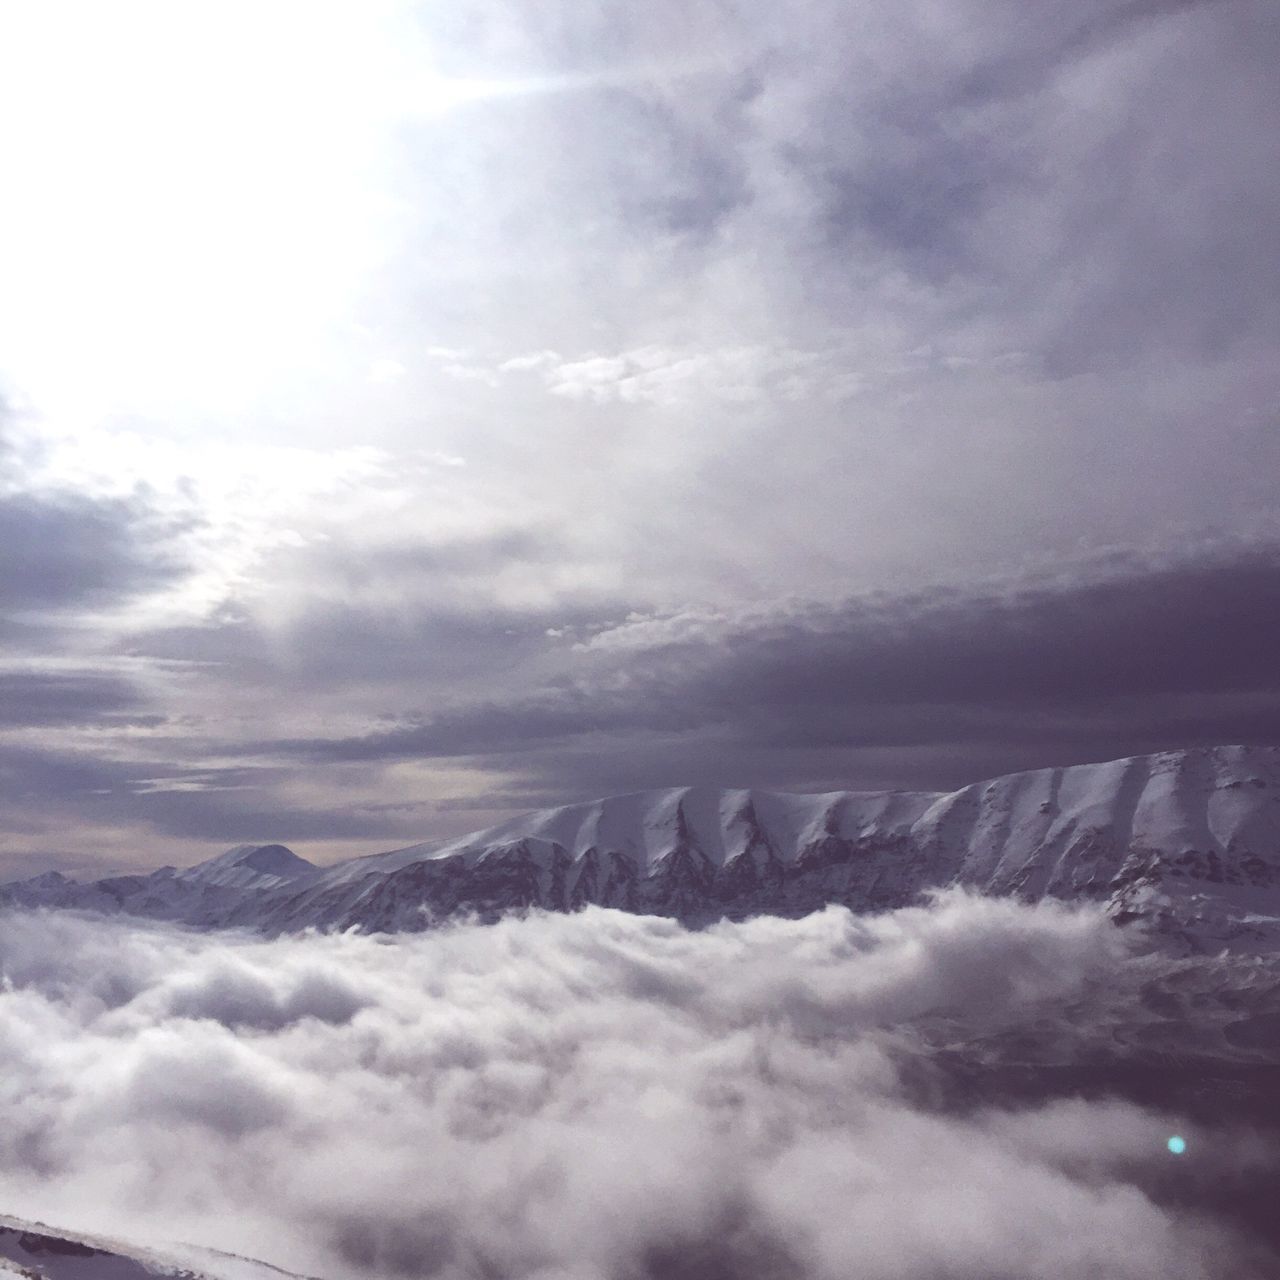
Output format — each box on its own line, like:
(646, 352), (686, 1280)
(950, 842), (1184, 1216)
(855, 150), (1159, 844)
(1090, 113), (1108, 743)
(5, 746), (1280, 952)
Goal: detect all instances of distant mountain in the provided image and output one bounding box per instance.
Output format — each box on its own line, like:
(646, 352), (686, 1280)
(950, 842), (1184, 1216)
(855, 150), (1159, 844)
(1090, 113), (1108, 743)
(5, 745), (1280, 952)
(0, 843), (318, 922)
(178, 842), (320, 890)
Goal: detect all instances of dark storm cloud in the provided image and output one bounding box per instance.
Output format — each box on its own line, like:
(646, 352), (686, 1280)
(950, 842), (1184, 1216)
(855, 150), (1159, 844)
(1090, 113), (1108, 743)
(0, 743), (406, 850)
(0, 671), (155, 728)
(270, 542), (1280, 791)
(288, 686), (681, 762)
(0, 405), (193, 630)
(0, 490), (189, 617)
(690, 544), (1280, 712)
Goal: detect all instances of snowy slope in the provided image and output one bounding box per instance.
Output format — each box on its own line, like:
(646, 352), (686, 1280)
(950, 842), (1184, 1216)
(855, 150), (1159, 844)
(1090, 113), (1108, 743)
(0, 846), (317, 918)
(322, 784), (940, 883)
(178, 844), (319, 891)
(4, 746), (1280, 950)
(0, 1213), (312, 1280)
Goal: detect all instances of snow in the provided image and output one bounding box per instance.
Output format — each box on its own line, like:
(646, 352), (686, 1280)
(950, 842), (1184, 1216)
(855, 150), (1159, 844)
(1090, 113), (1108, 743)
(4, 745), (1280, 952)
(0, 1213), (310, 1280)
(178, 844), (319, 891)
(324, 784), (944, 884)
(303, 744), (1280, 948)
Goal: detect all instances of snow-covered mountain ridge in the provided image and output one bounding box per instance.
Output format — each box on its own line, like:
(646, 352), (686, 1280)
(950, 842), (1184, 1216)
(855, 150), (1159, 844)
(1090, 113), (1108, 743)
(5, 745), (1280, 951)
(0, 1211), (314, 1280)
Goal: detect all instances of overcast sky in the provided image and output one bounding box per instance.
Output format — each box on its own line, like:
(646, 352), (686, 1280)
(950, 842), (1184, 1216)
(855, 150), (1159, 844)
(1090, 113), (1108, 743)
(0, 0), (1277, 875)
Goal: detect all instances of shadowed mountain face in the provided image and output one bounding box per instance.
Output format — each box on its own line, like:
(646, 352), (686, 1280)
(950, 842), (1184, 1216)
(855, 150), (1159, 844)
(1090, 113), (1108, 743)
(4, 745), (1280, 951)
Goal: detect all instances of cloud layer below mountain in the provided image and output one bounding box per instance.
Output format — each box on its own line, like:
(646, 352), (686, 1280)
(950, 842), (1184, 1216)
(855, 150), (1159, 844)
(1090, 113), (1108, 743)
(1, 896), (1277, 1280)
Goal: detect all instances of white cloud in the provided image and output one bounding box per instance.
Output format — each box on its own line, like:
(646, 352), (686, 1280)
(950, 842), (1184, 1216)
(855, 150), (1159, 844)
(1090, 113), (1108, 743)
(369, 359), (408, 385)
(0, 894), (1272, 1280)
(497, 344), (842, 408)
(497, 351), (562, 373)
(438, 364), (502, 388)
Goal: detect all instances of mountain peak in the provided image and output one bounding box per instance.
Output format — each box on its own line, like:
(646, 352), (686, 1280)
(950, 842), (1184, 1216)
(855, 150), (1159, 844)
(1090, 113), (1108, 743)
(181, 843), (318, 889)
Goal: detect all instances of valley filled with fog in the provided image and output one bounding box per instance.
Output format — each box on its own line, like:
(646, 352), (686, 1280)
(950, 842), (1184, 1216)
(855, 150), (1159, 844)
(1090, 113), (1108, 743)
(2, 894), (1279, 1280)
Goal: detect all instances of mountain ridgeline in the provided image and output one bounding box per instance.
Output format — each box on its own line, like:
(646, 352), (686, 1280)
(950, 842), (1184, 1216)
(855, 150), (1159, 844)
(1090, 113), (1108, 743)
(5, 746), (1280, 951)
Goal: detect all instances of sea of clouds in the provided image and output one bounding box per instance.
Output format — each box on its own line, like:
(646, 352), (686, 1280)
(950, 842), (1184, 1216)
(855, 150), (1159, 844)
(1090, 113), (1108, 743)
(1, 892), (1278, 1280)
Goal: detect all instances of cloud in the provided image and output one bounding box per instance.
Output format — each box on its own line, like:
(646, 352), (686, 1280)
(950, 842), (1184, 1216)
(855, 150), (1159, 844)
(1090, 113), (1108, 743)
(17, 535), (1277, 866)
(485, 344), (842, 407)
(0, 742), (414, 859)
(0, 671), (155, 729)
(0, 409), (198, 665)
(2, 0), (1279, 863)
(0, 489), (190, 623)
(396, 0), (1279, 467)
(0, 896), (1276, 1279)
(270, 540), (1280, 795)
(722, 0), (1280, 368)
(128, 524), (606, 690)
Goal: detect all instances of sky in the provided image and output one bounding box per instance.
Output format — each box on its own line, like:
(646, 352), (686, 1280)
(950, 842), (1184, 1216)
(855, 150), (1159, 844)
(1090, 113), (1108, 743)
(0, 0), (1277, 875)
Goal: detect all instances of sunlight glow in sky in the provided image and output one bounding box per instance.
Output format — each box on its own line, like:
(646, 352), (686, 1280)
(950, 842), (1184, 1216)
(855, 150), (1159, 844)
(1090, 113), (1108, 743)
(0, 3), (514, 423)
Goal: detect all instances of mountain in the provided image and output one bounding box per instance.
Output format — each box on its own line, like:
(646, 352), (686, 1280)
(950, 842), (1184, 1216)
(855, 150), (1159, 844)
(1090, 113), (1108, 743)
(4, 745), (1280, 951)
(0, 845), (317, 920)
(177, 843), (319, 890)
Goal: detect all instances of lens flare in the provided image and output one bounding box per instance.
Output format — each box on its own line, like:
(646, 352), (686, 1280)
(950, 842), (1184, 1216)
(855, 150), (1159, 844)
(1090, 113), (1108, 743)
(1167, 1135), (1188, 1155)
